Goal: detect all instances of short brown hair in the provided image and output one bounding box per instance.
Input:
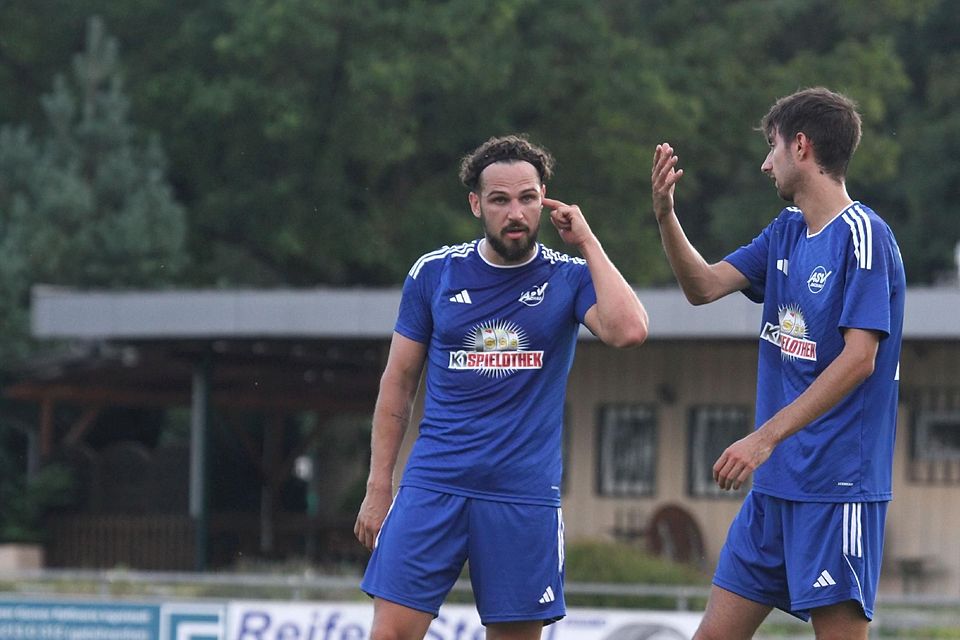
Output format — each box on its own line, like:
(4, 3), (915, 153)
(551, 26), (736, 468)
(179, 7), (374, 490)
(760, 87), (862, 180)
(458, 134), (555, 192)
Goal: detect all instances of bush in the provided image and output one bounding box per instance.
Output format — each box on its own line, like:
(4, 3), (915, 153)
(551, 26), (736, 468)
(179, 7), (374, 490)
(564, 540), (709, 609)
(0, 463), (74, 543)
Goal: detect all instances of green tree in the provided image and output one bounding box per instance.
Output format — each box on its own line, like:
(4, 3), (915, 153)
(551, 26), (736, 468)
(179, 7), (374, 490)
(3, 0), (957, 288)
(0, 16), (186, 361)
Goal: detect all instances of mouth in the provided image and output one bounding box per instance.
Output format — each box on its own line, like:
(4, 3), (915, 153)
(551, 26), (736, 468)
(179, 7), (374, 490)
(502, 227), (528, 240)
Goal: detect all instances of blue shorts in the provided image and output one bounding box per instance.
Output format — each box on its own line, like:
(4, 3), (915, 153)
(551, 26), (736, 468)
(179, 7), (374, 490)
(714, 491), (887, 621)
(361, 486), (566, 625)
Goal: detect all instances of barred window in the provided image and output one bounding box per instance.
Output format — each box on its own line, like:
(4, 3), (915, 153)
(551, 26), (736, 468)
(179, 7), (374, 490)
(907, 388), (960, 484)
(596, 405), (656, 496)
(915, 411), (960, 460)
(688, 405), (751, 498)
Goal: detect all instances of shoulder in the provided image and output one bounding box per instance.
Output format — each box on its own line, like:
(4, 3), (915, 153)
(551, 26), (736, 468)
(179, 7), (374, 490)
(407, 240), (478, 280)
(838, 202), (901, 271)
(538, 244), (587, 268)
(775, 206), (805, 229)
(839, 202), (895, 236)
(838, 202), (897, 244)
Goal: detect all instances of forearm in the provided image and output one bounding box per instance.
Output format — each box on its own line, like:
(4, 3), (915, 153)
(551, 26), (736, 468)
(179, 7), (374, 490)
(579, 235), (648, 347)
(657, 213), (722, 305)
(758, 341), (876, 447)
(366, 375), (419, 491)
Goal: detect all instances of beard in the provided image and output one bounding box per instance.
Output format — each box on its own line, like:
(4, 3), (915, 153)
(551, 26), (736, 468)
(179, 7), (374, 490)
(775, 183), (794, 202)
(484, 222), (539, 262)
(479, 207), (540, 262)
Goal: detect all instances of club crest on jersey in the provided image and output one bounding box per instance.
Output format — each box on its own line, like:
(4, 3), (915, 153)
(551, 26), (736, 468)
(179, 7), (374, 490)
(760, 304), (817, 361)
(448, 320), (544, 377)
(518, 282), (549, 307)
(807, 266), (833, 293)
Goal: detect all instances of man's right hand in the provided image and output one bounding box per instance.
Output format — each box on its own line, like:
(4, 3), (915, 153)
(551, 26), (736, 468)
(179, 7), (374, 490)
(651, 143), (684, 223)
(354, 485), (393, 551)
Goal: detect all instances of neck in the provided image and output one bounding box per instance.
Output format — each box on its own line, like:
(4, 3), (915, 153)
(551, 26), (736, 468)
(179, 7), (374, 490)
(793, 178), (854, 234)
(478, 238), (537, 266)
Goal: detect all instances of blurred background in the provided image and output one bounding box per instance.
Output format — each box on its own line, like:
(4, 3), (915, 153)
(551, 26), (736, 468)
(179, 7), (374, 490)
(1, 0), (959, 636)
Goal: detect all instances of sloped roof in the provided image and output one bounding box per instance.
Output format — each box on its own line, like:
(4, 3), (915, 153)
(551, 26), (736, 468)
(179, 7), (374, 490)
(31, 285), (960, 341)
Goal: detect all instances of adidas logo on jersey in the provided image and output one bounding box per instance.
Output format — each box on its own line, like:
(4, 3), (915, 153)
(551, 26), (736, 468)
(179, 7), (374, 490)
(449, 289), (472, 304)
(813, 570), (836, 588)
(538, 586), (556, 604)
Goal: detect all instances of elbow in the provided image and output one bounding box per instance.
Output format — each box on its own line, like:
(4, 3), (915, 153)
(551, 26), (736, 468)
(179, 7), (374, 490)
(608, 320), (649, 349)
(684, 287), (721, 306)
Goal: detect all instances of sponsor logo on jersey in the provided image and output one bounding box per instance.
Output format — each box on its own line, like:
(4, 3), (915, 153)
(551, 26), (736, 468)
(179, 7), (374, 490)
(518, 282), (549, 306)
(759, 305), (817, 361)
(449, 320), (543, 377)
(807, 266), (833, 293)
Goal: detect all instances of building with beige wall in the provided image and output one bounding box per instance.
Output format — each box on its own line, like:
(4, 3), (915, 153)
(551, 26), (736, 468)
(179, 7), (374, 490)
(17, 286), (960, 594)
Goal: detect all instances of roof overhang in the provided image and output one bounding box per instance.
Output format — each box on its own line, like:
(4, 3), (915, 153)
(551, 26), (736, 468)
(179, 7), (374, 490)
(30, 285), (960, 341)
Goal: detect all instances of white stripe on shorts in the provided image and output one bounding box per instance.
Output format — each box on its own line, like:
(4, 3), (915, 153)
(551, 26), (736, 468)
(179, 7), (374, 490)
(557, 507), (565, 572)
(843, 502), (863, 558)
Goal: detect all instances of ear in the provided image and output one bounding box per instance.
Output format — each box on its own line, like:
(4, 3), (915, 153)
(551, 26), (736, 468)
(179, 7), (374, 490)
(469, 191), (481, 218)
(795, 132), (812, 161)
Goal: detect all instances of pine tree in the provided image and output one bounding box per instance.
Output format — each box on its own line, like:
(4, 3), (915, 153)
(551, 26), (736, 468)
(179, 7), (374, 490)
(0, 16), (187, 362)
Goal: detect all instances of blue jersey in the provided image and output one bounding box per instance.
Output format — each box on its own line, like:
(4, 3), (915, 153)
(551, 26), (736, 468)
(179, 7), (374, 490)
(724, 202), (905, 502)
(395, 239), (597, 506)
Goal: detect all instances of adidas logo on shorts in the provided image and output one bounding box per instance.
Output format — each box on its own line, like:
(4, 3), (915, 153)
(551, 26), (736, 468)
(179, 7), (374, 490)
(813, 569), (836, 588)
(538, 586), (556, 604)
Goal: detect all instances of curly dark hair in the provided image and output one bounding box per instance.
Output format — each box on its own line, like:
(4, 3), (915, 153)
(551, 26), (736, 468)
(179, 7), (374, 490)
(458, 134), (555, 192)
(760, 87), (862, 180)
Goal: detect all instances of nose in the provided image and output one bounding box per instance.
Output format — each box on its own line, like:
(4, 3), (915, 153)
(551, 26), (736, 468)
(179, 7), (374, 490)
(761, 150), (773, 174)
(507, 200), (525, 220)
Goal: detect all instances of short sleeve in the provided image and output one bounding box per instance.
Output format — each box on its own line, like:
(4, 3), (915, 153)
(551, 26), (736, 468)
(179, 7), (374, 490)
(394, 271), (433, 344)
(573, 263), (598, 324)
(723, 219), (775, 303)
(838, 217), (897, 337)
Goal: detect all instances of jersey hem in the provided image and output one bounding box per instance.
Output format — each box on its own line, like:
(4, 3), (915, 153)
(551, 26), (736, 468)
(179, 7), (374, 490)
(400, 479), (561, 507)
(791, 593), (873, 621)
(751, 485), (892, 503)
(481, 611), (566, 626)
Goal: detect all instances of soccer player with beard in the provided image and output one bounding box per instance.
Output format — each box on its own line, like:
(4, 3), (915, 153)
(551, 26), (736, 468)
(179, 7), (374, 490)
(355, 134), (648, 640)
(651, 88), (905, 639)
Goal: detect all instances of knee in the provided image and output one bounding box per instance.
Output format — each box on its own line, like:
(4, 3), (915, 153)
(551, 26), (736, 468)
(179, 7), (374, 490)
(694, 625), (750, 640)
(369, 626), (406, 640)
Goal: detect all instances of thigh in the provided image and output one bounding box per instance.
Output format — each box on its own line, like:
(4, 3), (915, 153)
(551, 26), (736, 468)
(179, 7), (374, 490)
(810, 600), (870, 640)
(783, 500), (887, 622)
(693, 585), (772, 640)
(712, 492), (792, 614)
(361, 487), (470, 616)
(468, 500), (565, 626)
(486, 621), (545, 640)
(370, 598), (435, 640)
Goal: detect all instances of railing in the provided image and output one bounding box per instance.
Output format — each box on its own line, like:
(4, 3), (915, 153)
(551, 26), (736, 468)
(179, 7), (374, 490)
(1, 568), (958, 608)
(0, 569), (958, 637)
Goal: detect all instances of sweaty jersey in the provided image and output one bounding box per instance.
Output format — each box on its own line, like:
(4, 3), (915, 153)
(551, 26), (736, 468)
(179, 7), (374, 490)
(724, 202), (905, 502)
(395, 239), (597, 506)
